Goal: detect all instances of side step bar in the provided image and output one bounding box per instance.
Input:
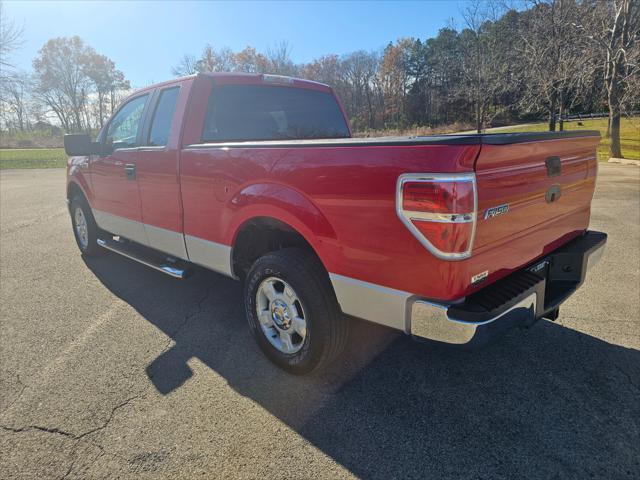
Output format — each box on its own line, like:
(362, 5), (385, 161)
(97, 237), (190, 279)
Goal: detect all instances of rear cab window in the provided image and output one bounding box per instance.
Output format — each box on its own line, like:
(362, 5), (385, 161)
(201, 85), (350, 142)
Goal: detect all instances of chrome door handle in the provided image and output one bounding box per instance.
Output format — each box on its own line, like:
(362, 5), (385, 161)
(124, 164), (136, 180)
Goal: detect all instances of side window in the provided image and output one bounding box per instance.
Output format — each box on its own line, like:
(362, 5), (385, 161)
(106, 94), (148, 149)
(147, 87), (180, 146)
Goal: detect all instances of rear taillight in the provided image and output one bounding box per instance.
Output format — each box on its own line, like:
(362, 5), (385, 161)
(396, 173), (477, 260)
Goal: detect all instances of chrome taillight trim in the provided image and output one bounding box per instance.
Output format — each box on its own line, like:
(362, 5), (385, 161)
(396, 173), (478, 261)
(402, 210), (474, 223)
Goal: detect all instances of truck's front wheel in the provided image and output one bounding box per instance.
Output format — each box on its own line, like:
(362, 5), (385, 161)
(244, 248), (347, 374)
(70, 195), (104, 257)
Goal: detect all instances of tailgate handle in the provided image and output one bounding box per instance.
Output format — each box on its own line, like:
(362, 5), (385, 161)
(545, 156), (562, 177)
(546, 184), (561, 203)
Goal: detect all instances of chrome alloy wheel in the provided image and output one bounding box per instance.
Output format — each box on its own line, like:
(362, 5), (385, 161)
(256, 277), (307, 354)
(74, 206), (89, 250)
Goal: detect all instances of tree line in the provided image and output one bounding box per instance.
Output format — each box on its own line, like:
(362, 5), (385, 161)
(1, 38), (129, 133)
(1, 1), (129, 135)
(173, 0), (639, 157)
(1, 0), (638, 157)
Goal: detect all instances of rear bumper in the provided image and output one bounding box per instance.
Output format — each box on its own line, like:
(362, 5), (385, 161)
(409, 230), (607, 347)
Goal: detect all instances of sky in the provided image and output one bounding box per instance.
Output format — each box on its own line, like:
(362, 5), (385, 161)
(4, 0), (468, 88)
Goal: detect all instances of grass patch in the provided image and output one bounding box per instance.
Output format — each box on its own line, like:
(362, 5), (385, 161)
(496, 117), (640, 161)
(0, 148), (67, 170)
(354, 121), (474, 138)
(0, 129), (64, 149)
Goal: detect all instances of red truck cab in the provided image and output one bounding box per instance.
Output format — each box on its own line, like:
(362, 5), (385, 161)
(65, 73), (606, 373)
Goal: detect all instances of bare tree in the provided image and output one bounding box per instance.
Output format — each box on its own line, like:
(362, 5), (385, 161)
(1, 72), (31, 131)
(266, 41), (297, 76)
(577, 0), (639, 157)
(518, 0), (584, 131)
(32, 37), (93, 131)
(379, 39), (412, 127)
(339, 51), (381, 130)
(0, 2), (24, 79)
(31, 36), (131, 132)
(83, 51), (130, 128)
(171, 54), (199, 76)
(459, 0), (511, 132)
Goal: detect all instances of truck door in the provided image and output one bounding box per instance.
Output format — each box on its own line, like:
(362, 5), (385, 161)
(136, 83), (189, 259)
(91, 93), (150, 245)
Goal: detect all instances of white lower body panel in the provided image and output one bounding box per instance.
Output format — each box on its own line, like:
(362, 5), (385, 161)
(184, 235), (233, 277)
(93, 209), (229, 271)
(144, 223), (189, 260)
(93, 209), (149, 247)
(329, 273), (411, 332)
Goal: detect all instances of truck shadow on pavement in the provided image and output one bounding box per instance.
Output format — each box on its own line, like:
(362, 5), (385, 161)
(85, 253), (640, 479)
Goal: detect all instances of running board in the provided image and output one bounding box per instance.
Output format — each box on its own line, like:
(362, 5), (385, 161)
(97, 237), (190, 279)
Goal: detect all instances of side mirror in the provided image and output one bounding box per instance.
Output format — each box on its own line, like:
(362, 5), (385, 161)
(64, 134), (103, 156)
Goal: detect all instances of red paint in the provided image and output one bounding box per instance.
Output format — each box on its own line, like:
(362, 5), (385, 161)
(137, 78), (193, 233)
(90, 148), (142, 222)
(68, 73), (600, 302)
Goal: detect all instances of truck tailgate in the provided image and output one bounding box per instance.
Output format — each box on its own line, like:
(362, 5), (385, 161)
(472, 134), (600, 270)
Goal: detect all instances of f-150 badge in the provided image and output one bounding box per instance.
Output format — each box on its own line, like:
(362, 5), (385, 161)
(484, 204), (509, 219)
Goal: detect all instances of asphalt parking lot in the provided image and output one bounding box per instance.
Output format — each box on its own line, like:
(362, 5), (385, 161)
(1, 164), (639, 479)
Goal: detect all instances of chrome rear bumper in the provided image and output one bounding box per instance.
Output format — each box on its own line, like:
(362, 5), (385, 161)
(411, 293), (538, 346)
(409, 231), (607, 347)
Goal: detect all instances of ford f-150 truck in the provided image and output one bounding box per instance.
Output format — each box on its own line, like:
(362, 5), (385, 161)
(65, 72), (607, 373)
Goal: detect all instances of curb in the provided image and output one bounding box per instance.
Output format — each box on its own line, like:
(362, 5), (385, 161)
(608, 158), (640, 166)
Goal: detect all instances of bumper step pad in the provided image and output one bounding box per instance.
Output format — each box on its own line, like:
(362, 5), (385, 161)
(449, 270), (544, 324)
(410, 231), (607, 347)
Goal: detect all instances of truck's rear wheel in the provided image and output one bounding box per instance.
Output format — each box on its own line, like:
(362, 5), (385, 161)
(244, 248), (347, 374)
(70, 195), (104, 257)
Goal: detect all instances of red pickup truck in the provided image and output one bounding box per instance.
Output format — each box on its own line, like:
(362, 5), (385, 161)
(65, 72), (606, 373)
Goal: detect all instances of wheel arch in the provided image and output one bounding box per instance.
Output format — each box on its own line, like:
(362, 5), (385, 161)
(66, 178), (93, 207)
(230, 214), (332, 281)
(226, 182), (337, 279)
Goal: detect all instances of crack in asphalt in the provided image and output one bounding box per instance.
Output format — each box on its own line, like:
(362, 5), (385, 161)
(0, 395), (141, 441)
(61, 446), (81, 480)
(2, 210), (67, 235)
(1, 288), (211, 477)
(77, 394), (143, 440)
(613, 363), (640, 392)
(154, 286), (212, 361)
(0, 373), (26, 416)
(1, 424), (76, 438)
(1, 395), (143, 478)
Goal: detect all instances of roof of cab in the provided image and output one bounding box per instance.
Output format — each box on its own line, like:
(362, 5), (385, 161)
(130, 72), (333, 96)
(198, 72), (333, 92)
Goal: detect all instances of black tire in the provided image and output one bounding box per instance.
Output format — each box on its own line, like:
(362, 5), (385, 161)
(244, 248), (348, 374)
(69, 195), (104, 257)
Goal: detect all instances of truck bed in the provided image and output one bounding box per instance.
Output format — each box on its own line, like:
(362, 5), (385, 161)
(185, 130), (600, 149)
